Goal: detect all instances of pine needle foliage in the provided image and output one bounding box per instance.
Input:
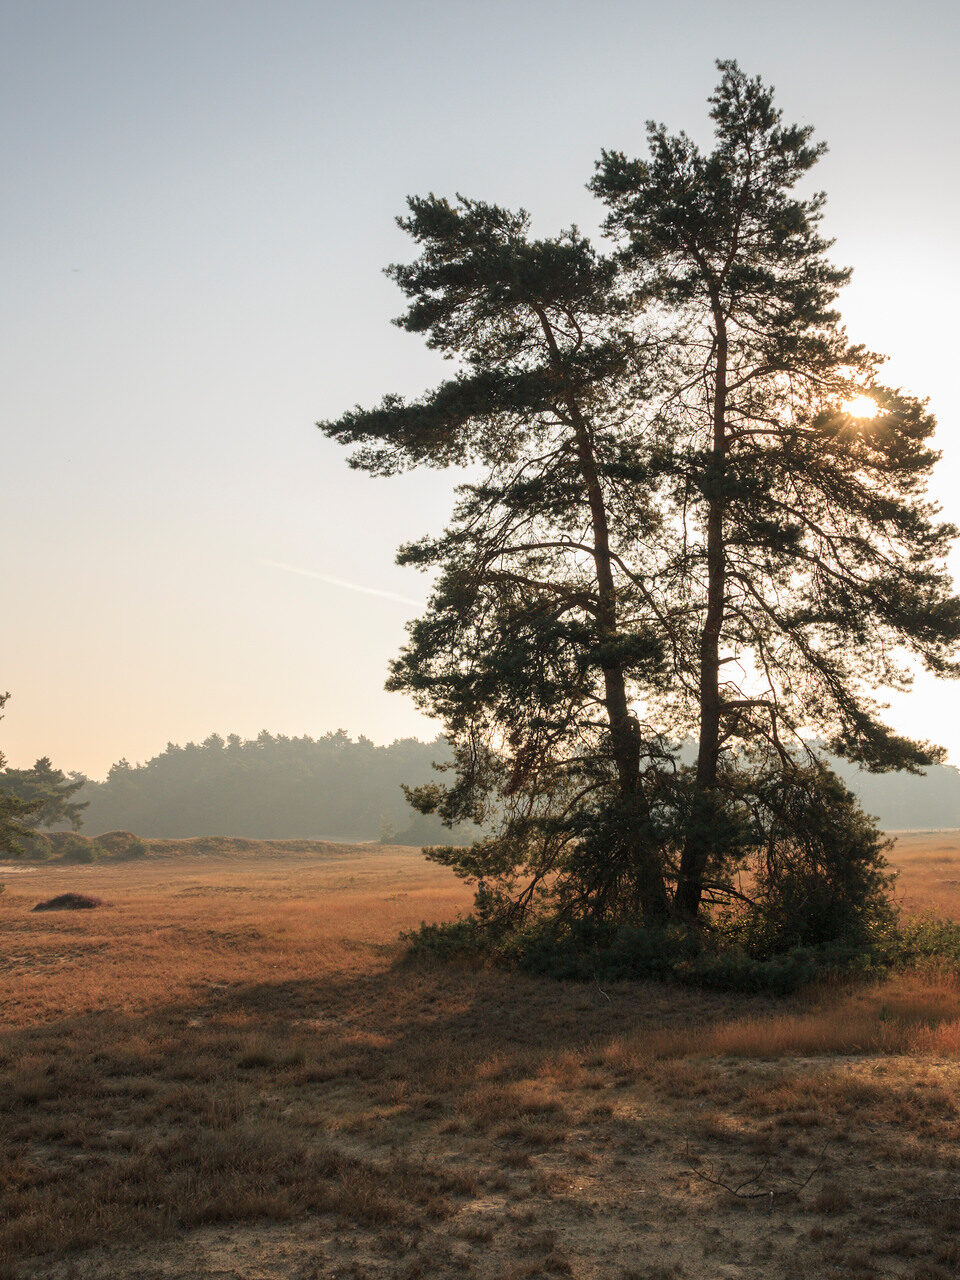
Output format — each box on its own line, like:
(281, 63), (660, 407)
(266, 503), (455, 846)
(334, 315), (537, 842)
(0, 756), (88, 831)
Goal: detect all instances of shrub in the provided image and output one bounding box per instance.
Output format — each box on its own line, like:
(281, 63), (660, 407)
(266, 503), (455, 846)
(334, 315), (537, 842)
(405, 767), (902, 996)
(882, 916), (960, 969)
(405, 914), (883, 995)
(43, 832), (105, 864)
(16, 832), (53, 860)
(32, 893), (103, 912)
(731, 766), (896, 957)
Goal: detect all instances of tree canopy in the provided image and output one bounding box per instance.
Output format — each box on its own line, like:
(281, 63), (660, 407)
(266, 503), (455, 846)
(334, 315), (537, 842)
(320, 63), (959, 951)
(0, 694), (91, 853)
(68, 731), (465, 842)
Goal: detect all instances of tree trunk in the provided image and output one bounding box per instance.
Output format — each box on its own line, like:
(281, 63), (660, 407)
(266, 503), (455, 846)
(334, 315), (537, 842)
(675, 305), (728, 921)
(582, 438), (672, 923)
(534, 307), (671, 922)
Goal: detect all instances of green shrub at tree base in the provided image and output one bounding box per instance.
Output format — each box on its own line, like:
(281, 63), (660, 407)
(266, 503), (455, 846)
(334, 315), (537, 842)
(719, 768), (898, 959)
(404, 913), (887, 995)
(881, 916), (960, 970)
(406, 909), (960, 996)
(405, 757), (902, 995)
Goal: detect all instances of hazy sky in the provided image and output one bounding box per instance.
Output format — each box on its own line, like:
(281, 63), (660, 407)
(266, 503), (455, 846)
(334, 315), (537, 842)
(3, 0), (959, 777)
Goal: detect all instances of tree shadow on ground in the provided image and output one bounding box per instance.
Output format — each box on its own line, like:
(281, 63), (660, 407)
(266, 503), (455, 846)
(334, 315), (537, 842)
(0, 951), (788, 1277)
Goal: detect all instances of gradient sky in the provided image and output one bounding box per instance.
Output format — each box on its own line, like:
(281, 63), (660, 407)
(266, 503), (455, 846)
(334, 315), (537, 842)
(3, 0), (959, 777)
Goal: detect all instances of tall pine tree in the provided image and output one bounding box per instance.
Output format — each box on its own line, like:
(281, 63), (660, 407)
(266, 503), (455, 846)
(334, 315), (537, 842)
(591, 61), (960, 919)
(0, 756), (88, 831)
(321, 197), (675, 922)
(0, 694), (44, 855)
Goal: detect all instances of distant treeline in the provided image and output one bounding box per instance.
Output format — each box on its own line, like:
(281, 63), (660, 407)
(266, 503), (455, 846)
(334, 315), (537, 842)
(77, 731), (465, 843)
(65, 730), (960, 840)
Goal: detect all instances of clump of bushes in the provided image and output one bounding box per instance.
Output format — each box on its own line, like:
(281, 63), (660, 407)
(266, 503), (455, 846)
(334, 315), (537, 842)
(15, 829), (148, 863)
(20, 832), (98, 863)
(405, 914), (885, 996)
(20, 832), (105, 863)
(55, 833), (103, 863)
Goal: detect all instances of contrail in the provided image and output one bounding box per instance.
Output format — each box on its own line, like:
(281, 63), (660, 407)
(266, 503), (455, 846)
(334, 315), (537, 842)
(259, 558), (424, 608)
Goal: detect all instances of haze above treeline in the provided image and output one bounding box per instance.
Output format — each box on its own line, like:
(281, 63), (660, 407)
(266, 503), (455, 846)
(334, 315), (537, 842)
(27, 731), (960, 840)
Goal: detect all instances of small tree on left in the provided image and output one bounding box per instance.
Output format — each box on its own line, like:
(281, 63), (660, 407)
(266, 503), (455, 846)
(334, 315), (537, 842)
(0, 756), (88, 832)
(0, 693), (45, 854)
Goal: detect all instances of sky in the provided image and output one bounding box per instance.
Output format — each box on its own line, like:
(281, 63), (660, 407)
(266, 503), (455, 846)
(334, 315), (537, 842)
(2, 0), (959, 777)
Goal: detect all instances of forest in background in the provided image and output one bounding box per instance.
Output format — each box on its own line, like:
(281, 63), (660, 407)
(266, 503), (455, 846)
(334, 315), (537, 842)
(47, 730), (960, 840)
(72, 732), (464, 843)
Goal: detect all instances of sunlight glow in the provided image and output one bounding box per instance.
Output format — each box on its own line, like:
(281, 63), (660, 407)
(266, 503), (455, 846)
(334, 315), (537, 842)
(843, 395), (878, 419)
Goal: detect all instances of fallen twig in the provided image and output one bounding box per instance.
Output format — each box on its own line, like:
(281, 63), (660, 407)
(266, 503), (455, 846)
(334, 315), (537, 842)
(684, 1139), (830, 1211)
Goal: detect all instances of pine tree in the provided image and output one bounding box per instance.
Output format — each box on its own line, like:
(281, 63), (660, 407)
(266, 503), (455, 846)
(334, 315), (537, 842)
(0, 756), (88, 831)
(591, 61), (960, 919)
(320, 66), (959, 946)
(320, 196), (675, 922)
(0, 694), (44, 854)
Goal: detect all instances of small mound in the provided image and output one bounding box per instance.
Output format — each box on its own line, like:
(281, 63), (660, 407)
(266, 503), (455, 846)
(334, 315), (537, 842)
(32, 893), (103, 912)
(95, 830), (147, 859)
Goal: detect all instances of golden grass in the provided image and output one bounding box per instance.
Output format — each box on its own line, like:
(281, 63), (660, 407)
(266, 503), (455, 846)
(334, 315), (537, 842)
(2, 831), (960, 1279)
(594, 970), (960, 1064)
(887, 828), (960, 918)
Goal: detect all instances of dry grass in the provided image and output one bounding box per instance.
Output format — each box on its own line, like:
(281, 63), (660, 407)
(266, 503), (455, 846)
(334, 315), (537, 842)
(595, 969), (960, 1063)
(3, 831), (960, 1278)
(887, 828), (960, 918)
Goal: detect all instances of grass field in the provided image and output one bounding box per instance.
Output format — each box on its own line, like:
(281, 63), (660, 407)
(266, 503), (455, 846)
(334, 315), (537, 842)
(4, 833), (960, 1279)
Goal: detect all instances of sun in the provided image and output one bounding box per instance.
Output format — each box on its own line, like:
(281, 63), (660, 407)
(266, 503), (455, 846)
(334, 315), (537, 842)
(843, 395), (878, 419)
